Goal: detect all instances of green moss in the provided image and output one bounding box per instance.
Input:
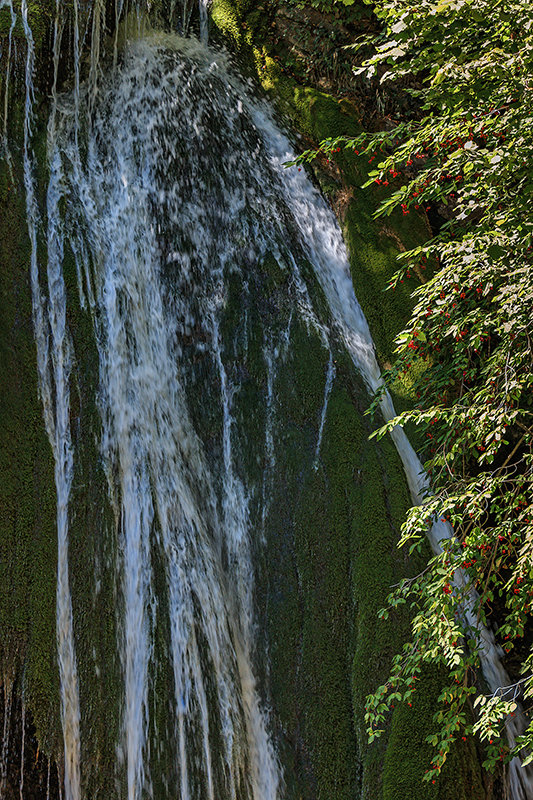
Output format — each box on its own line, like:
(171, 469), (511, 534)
(0, 2), (55, 50)
(209, 0), (269, 51)
(0, 146), (59, 752)
(210, 0), (246, 45)
(260, 326), (358, 800)
(382, 666), (487, 800)
(210, 5), (492, 799)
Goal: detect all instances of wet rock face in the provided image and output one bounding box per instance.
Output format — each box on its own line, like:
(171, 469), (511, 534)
(0, 685), (60, 800)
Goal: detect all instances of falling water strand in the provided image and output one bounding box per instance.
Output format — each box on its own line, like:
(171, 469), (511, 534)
(0, 0), (16, 159)
(114, 0), (126, 66)
(181, 0), (194, 36)
(91, 137), (154, 800)
(213, 310), (281, 800)
(19, 702), (25, 800)
(73, 0), (80, 141)
(47, 0), (64, 154)
(0, 684), (13, 796)
(246, 92), (533, 800)
(314, 350), (335, 469)
(169, 0), (178, 28)
(199, 0), (210, 42)
(88, 0), (105, 111)
(47, 148), (82, 800)
(261, 339), (276, 533)
(21, 2), (82, 797)
(46, 758), (51, 800)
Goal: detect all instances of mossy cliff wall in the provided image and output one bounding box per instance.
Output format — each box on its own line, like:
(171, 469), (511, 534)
(0, 113), (121, 798)
(0, 2), (494, 798)
(0, 7), (122, 788)
(208, 2), (493, 799)
(0, 134), (59, 789)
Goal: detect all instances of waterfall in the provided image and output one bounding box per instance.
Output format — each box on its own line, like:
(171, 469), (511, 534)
(19, 702), (25, 800)
(52, 34), (289, 800)
(6, 4), (529, 797)
(20, 2), (82, 798)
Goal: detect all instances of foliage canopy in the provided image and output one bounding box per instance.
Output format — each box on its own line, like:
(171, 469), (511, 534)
(297, 0), (533, 783)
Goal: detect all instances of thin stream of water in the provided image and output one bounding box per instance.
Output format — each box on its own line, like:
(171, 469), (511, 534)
(45, 152), (82, 800)
(314, 350), (335, 469)
(0, 0), (16, 161)
(19, 702), (25, 800)
(250, 89), (532, 800)
(0, 684), (13, 796)
(20, 1), (82, 795)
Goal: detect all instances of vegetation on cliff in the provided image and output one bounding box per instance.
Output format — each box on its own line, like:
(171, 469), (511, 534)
(211, 0), (497, 796)
(295, 0), (533, 783)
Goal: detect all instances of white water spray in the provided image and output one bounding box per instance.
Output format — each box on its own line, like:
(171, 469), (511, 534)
(52, 36), (285, 800)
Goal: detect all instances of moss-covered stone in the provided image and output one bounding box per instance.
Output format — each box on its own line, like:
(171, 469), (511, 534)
(210, 4), (493, 799)
(0, 95), (121, 796)
(210, 0), (431, 419)
(0, 136), (59, 752)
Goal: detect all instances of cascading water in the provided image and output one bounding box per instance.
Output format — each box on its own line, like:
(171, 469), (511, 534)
(20, 1), (82, 798)
(6, 3), (530, 797)
(51, 34), (292, 800)
(250, 75), (533, 800)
